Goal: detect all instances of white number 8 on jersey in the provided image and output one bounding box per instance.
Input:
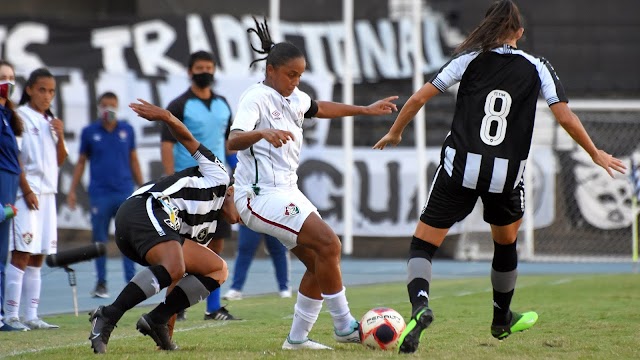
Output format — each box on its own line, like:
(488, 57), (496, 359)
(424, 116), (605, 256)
(480, 89), (512, 146)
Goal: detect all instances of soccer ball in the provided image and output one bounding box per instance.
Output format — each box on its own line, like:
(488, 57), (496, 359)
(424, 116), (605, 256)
(359, 307), (406, 350)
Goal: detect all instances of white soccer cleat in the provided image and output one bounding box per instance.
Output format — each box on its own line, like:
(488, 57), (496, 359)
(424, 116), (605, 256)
(279, 289), (292, 298)
(222, 289), (243, 301)
(4, 318), (30, 331)
(24, 318), (60, 329)
(334, 320), (361, 343)
(282, 336), (333, 350)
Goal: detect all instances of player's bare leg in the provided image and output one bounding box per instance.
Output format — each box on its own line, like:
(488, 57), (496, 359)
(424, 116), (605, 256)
(296, 214), (360, 344)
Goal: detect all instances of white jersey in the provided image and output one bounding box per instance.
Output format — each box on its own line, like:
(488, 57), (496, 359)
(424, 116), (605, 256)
(17, 105), (62, 195)
(231, 83), (312, 190)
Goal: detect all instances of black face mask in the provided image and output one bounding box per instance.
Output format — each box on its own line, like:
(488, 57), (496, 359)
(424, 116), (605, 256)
(192, 72), (214, 88)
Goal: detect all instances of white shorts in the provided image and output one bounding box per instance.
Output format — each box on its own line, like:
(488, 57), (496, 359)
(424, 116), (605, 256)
(10, 193), (58, 255)
(234, 187), (318, 250)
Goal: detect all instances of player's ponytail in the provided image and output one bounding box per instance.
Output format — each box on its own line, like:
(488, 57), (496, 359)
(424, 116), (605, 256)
(247, 16), (304, 69)
(19, 67), (54, 106)
(0, 60), (23, 136)
(454, 0), (524, 54)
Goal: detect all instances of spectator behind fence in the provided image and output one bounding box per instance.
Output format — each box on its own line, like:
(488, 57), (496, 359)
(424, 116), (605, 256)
(5, 68), (68, 330)
(0, 60), (22, 332)
(67, 92), (143, 298)
(223, 225), (291, 301)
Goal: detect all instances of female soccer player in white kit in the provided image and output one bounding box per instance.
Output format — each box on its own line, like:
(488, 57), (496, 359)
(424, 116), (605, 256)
(228, 18), (398, 350)
(5, 68), (67, 330)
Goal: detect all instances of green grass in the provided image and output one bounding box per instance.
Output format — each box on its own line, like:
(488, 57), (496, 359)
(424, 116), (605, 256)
(1, 274), (639, 359)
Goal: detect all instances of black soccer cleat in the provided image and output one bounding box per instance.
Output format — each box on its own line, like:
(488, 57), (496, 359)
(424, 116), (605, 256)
(397, 306), (434, 354)
(88, 306), (117, 354)
(136, 313), (178, 350)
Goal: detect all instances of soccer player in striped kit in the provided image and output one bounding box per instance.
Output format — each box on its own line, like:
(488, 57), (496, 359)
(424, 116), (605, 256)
(87, 99), (241, 354)
(374, 0), (626, 354)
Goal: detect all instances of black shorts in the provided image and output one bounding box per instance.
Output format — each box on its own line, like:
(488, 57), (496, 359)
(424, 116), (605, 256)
(420, 166), (525, 229)
(114, 195), (184, 266)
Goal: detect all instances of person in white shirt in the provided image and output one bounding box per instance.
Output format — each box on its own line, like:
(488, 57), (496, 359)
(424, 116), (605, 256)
(227, 17), (398, 350)
(4, 68), (67, 331)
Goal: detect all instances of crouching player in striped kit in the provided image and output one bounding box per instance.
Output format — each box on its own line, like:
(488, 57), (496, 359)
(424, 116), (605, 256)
(374, 0), (627, 354)
(88, 99), (241, 354)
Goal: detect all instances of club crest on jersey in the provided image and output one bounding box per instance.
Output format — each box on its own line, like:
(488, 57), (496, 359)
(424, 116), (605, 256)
(164, 217), (181, 231)
(284, 203), (300, 216)
(271, 110), (281, 120)
(22, 232), (33, 245)
(196, 228), (208, 242)
(119, 130), (128, 140)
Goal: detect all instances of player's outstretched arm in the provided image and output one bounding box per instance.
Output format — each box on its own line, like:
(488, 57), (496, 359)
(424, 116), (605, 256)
(373, 83), (439, 150)
(129, 98), (200, 155)
(550, 102), (626, 177)
(315, 95), (398, 119)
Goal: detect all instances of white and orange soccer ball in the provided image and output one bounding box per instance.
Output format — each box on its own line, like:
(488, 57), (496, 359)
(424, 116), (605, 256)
(359, 307), (406, 350)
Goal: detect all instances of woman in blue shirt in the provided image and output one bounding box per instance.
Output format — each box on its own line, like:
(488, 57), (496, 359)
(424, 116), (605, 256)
(0, 60), (22, 331)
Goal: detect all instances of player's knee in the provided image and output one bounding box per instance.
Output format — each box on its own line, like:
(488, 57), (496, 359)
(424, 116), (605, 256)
(219, 259), (229, 284)
(316, 235), (341, 260)
(165, 263), (186, 282)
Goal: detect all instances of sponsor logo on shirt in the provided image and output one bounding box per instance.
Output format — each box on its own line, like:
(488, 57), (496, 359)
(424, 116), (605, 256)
(93, 134), (102, 142)
(31, 127), (39, 136)
(284, 203), (300, 216)
(119, 130), (128, 140)
(271, 110), (281, 120)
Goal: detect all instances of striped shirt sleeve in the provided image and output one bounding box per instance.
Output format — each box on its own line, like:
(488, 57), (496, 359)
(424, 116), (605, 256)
(537, 57), (569, 106)
(430, 51), (480, 92)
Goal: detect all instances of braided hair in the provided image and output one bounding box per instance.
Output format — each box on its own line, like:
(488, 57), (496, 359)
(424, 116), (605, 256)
(247, 16), (304, 69)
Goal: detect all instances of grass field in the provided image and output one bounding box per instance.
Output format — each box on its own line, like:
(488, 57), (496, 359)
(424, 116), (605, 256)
(1, 273), (638, 359)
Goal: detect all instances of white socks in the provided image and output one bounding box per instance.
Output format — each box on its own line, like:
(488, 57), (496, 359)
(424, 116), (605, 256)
(322, 287), (356, 333)
(4, 264), (24, 319)
(23, 266), (42, 321)
(288, 291), (323, 342)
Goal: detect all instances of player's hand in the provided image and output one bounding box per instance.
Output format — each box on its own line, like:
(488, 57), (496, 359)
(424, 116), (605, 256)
(67, 191), (77, 210)
(129, 99), (171, 122)
(373, 132), (402, 150)
(592, 149), (626, 177)
(260, 129), (294, 148)
(365, 96), (399, 115)
(24, 192), (39, 210)
(50, 118), (64, 138)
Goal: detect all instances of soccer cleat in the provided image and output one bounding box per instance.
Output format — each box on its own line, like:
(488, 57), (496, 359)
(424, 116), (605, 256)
(91, 283), (109, 299)
(491, 310), (538, 340)
(0, 322), (25, 332)
(279, 289), (292, 298)
(397, 306), (434, 354)
(334, 319), (361, 343)
(282, 336), (333, 350)
(222, 289), (243, 301)
(24, 318), (60, 329)
(5, 317), (30, 331)
(136, 314), (177, 351)
(203, 306), (241, 321)
(88, 306), (116, 354)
